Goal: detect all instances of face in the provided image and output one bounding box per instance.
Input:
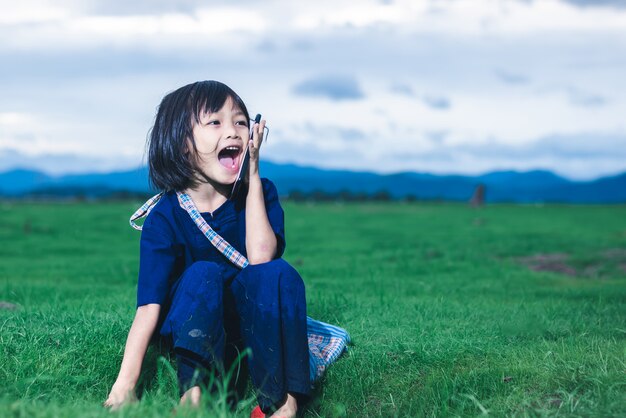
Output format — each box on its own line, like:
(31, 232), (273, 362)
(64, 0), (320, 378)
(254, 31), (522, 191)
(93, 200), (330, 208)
(189, 96), (250, 187)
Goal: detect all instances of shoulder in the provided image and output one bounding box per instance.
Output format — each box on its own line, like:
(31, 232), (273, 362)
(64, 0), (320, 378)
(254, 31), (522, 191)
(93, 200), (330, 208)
(143, 191), (178, 236)
(261, 178), (280, 198)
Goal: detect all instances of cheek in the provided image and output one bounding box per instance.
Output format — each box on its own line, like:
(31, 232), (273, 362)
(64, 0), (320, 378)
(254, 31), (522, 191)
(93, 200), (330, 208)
(239, 126), (251, 138)
(192, 136), (219, 154)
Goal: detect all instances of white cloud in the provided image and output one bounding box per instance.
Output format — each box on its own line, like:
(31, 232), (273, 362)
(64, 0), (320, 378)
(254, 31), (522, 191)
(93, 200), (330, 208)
(0, 1), (70, 24)
(0, 3), (266, 51)
(0, 112), (33, 126)
(0, 0), (625, 178)
(289, 0), (626, 35)
(5, 0), (626, 52)
(69, 8), (266, 37)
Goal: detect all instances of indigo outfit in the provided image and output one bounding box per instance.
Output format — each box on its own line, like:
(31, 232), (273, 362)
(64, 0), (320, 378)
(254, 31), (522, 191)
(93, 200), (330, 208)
(137, 179), (310, 412)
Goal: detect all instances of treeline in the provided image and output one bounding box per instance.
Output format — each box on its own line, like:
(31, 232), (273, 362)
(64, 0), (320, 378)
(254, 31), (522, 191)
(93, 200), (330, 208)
(0, 187), (154, 201)
(285, 189), (422, 202)
(1, 186), (452, 203)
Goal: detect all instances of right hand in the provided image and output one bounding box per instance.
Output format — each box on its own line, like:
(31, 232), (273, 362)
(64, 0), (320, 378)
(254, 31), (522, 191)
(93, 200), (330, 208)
(247, 119), (266, 178)
(103, 379), (137, 410)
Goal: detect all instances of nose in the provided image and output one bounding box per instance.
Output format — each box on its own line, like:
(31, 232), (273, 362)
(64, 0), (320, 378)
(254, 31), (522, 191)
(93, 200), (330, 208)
(224, 120), (240, 139)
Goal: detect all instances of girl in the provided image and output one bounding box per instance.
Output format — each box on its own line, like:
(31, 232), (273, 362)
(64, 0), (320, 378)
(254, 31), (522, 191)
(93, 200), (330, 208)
(104, 81), (321, 417)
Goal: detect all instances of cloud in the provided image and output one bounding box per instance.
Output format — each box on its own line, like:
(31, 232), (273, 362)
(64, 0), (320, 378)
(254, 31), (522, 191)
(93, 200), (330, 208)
(291, 75), (365, 101)
(426, 131), (448, 143)
(263, 140), (365, 170)
(83, 0), (205, 15)
(567, 88), (607, 107)
(384, 132), (626, 180)
(559, 0), (626, 9)
(422, 95), (451, 110)
(1, 0), (626, 181)
(255, 39), (277, 53)
(453, 133), (626, 160)
(0, 4), (267, 50)
(0, 149), (141, 175)
(300, 122), (367, 141)
(495, 69), (530, 85)
(390, 83), (415, 97)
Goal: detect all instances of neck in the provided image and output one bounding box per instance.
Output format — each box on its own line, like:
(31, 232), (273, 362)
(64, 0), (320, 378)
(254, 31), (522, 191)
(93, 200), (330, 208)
(184, 181), (230, 214)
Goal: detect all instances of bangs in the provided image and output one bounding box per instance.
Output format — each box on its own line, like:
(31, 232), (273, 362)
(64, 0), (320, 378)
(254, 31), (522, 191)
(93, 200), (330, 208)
(190, 81), (250, 124)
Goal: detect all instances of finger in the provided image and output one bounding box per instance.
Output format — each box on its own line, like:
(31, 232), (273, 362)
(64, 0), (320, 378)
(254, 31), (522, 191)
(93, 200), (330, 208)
(250, 123), (259, 149)
(258, 120), (266, 143)
(254, 120), (266, 149)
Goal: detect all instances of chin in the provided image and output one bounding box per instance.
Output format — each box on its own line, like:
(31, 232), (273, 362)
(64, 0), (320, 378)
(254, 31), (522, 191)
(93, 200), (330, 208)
(216, 173), (238, 187)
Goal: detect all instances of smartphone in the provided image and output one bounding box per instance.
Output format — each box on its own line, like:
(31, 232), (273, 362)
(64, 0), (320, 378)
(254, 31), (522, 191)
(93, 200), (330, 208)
(230, 114), (262, 199)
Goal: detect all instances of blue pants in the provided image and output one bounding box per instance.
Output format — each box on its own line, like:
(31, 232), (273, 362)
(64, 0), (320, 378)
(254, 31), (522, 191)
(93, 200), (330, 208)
(160, 259), (310, 412)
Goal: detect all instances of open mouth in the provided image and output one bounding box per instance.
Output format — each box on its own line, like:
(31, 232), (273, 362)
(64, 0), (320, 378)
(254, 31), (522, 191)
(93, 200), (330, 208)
(218, 145), (242, 171)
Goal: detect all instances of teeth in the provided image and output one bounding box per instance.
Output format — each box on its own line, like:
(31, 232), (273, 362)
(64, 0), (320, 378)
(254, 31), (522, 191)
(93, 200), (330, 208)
(225, 146), (239, 151)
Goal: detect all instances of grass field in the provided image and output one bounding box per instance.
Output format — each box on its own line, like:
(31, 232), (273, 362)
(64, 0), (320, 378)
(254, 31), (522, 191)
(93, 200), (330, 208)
(1, 200), (625, 417)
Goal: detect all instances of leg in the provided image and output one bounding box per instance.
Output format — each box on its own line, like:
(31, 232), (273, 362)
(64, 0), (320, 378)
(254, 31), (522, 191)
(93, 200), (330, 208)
(161, 261), (227, 397)
(231, 259), (310, 414)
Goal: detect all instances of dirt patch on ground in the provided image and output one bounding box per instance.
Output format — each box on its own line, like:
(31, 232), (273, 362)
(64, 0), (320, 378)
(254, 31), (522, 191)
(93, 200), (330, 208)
(0, 301), (19, 310)
(603, 248), (626, 259)
(516, 248), (626, 279)
(517, 253), (578, 276)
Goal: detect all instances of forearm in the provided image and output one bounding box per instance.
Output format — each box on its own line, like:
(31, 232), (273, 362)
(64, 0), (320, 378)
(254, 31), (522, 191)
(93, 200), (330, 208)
(245, 174), (277, 264)
(115, 304), (161, 385)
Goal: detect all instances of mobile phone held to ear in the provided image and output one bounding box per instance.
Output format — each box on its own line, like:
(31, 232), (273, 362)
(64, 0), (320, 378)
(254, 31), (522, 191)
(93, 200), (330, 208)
(230, 114), (261, 200)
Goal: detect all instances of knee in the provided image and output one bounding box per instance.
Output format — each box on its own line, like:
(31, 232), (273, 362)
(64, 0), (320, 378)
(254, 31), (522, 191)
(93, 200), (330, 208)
(187, 260), (221, 276)
(179, 261), (222, 289)
(267, 259), (305, 293)
(239, 259), (303, 288)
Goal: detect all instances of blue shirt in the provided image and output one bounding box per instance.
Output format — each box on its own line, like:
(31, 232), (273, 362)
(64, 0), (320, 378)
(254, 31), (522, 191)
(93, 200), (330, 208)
(136, 178), (286, 308)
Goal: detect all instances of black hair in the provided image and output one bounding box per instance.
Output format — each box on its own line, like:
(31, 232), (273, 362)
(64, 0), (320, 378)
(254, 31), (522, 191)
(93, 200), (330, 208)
(147, 80), (250, 192)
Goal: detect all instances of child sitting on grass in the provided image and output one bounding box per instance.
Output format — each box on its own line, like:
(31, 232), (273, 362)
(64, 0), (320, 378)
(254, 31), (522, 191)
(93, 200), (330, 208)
(104, 80), (347, 418)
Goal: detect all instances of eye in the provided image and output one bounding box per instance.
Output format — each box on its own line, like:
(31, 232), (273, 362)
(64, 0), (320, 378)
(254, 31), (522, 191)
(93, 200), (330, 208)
(236, 120), (249, 127)
(206, 120), (220, 126)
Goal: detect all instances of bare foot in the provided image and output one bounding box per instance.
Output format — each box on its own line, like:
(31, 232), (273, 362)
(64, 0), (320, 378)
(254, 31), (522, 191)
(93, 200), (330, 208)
(270, 393), (298, 418)
(179, 385), (201, 407)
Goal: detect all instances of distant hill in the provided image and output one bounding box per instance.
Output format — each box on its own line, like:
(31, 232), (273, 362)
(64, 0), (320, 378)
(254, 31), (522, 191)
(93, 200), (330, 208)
(0, 162), (624, 203)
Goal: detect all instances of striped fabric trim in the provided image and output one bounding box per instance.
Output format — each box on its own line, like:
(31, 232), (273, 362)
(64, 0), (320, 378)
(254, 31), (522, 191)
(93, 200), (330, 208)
(176, 192), (249, 269)
(127, 192), (248, 268)
(307, 317), (351, 381)
(129, 192), (163, 230)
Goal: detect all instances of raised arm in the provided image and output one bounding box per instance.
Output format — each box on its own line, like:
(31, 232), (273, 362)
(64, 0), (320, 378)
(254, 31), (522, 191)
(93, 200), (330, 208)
(245, 119), (278, 264)
(104, 303), (161, 410)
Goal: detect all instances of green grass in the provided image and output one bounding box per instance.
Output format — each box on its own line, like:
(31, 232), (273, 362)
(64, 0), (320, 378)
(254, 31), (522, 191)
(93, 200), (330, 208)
(1, 201), (625, 417)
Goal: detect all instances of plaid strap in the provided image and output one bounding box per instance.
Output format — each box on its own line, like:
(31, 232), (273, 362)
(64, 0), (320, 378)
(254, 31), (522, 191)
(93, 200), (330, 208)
(128, 192), (248, 268)
(176, 192), (249, 269)
(129, 192), (164, 230)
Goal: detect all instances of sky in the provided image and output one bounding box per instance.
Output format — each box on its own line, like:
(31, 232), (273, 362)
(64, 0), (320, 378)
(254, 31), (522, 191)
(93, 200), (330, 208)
(1, 0), (625, 180)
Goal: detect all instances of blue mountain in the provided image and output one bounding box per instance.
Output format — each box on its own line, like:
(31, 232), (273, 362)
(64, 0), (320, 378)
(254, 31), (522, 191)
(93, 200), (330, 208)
(0, 169), (53, 194)
(0, 162), (624, 203)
